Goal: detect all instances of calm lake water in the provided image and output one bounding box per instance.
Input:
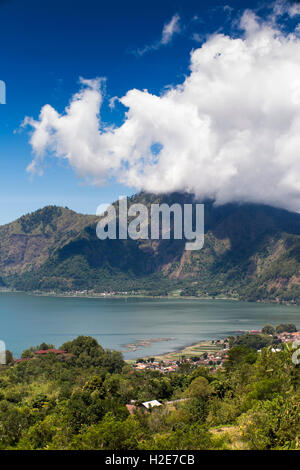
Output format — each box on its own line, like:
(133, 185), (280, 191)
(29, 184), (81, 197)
(0, 292), (300, 359)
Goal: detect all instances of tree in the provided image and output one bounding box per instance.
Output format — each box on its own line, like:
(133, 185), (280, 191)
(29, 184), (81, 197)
(224, 345), (257, 372)
(0, 402), (31, 446)
(140, 423), (217, 450)
(83, 376), (105, 397)
(18, 415), (58, 449)
(184, 377), (210, 399)
(275, 324), (297, 334)
(38, 342), (55, 350)
(21, 349), (34, 359)
(62, 336), (104, 357)
(262, 324), (275, 335)
(239, 396), (300, 450)
(5, 350), (13, 365)
(230, 333), (272, 350)
(61, 336), (124, 371)
(188, 366), (211, 384)
(71, 414), (142, 450)
(65, 390), (105, 431)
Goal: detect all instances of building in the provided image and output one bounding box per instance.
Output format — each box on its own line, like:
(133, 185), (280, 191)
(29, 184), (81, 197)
(141, 400), (162, 410)
(34, 349), (66, 355)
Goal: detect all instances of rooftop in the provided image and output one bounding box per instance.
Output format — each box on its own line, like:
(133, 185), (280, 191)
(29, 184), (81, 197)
(141, 400), (162, 409)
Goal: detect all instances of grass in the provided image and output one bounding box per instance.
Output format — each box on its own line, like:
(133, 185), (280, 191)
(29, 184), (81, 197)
(210, 425), (248, 450)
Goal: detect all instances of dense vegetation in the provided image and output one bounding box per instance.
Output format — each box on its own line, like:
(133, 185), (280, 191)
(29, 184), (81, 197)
(2, 194), (300, 302)
(0, 335), (299, 450)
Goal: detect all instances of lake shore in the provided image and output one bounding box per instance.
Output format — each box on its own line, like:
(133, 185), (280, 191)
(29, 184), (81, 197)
(1, 287), (299, 306)
(125, 338), (225, 363)
(0, 287), (260, 302)
(0, 287), (241, 302)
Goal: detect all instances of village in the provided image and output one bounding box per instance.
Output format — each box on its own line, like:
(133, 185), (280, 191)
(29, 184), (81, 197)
(131, 328), (300, 374)
(123, 326), (300, 414)
(132, 337), (230, 374)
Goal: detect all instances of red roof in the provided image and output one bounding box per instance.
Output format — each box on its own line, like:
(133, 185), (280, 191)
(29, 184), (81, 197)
(34, 349), (66, 355)
(15, 357), (32, 363)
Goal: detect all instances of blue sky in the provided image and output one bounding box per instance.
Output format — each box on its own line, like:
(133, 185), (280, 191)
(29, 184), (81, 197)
(0, 0), (295, 224)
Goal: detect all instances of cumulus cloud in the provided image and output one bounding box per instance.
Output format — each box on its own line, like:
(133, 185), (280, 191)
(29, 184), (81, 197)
(136, 14), (181, 56)
(25, 4), (300, 212)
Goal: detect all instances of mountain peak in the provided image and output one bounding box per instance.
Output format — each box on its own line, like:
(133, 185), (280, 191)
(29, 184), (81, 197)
(0, 204), (96, 276)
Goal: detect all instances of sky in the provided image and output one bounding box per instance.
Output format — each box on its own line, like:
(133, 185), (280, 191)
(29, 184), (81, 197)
(1, 0), (300, 224)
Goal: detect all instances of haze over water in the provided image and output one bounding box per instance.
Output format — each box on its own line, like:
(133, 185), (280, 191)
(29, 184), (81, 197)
(0, 292), (299, 359)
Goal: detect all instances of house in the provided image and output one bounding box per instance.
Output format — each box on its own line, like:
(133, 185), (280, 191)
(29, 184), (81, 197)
(126, 399), (162, 414)
(34, 349), (67, 355)
(141, 400), (162, 410)
(15, 357), (33, 364)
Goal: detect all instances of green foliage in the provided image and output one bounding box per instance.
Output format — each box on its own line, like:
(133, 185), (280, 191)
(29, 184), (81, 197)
(61, 336), (124, 371)
(262, 324), (275, 335)
(275, 323), (297, 333)
(0, 335), (299, 450)
(5, 351), (13, 365)
(71, 413), (142, 450)
(0, 401), (31, 447)
(19, 206), (62, 234)
(239, 395), (300, 449)
(224, 345), (258, 371)
(184, 376), (210, 399)
(140, 423), (219, 450)
(229, 333), (273, 351)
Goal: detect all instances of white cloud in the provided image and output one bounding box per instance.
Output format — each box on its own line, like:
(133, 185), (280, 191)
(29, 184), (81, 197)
(272, 0), (300, 18)
(161, 14), (181, 44)
(288, 4), (300, 17)
(25, 6), (300, 212)
(136, 14), (181, 55)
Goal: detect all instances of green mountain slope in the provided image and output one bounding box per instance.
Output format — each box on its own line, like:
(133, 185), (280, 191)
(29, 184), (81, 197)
(2, 194), (300, 302)
(0, 206), (96, 275)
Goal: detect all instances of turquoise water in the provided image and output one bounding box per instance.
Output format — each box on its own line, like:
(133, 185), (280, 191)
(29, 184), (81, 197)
(0, 292), (299, 359)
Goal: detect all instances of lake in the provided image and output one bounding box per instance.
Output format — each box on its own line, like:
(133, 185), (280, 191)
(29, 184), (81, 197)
(0, 292), (299, 359)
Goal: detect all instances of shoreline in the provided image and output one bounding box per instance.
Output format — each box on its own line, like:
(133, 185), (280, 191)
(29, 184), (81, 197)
(0, 288), (240, 301)
(125, 337), (229, 364)
(125, 333), (243, 363)
(1, 287), (298, 306)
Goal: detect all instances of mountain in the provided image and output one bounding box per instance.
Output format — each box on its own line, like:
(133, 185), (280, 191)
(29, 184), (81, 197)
(0, 206), (96, 276)
(1, 194), (300, 302)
